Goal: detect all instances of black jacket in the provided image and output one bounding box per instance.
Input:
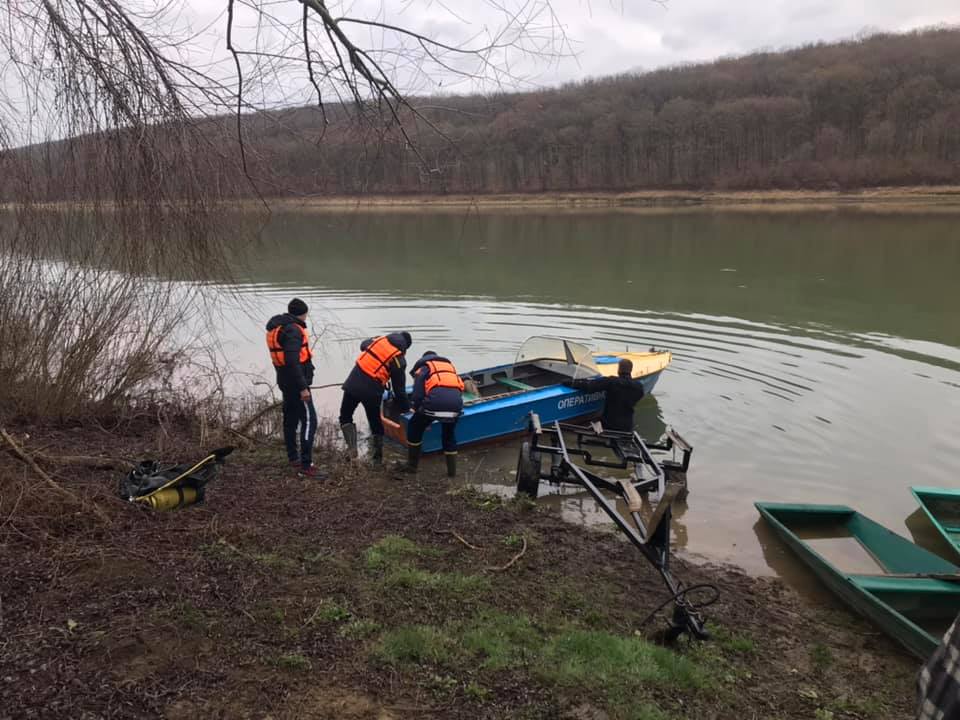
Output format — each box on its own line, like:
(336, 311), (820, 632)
(410, 353), (464, 417)
(342, 332), (410, 409)
(568, 375), (645, 432)
(266, 313), (314, 392)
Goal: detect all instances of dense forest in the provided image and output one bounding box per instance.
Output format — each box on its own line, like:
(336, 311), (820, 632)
(8, 26), (960, 198)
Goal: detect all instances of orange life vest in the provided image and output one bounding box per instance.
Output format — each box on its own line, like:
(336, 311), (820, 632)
(424, 359), (464, 394)
(267, 324), (312, 367)
(356, 336), (403, 386)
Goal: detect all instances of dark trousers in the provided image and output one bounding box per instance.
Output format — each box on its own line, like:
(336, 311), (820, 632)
(338, 391), (384, 436)
(407, 412), (457, 453)
(281, 388), (317, 468)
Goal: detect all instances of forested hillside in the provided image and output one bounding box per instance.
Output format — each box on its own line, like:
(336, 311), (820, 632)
(9, 26), (960, 198)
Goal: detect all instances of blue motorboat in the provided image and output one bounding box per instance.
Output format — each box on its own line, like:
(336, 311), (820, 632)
(382, 336), (671, 454)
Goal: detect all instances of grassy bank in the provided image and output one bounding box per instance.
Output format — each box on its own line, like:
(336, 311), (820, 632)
(0, 428), (918, 719)
(264, 185), (960, 213)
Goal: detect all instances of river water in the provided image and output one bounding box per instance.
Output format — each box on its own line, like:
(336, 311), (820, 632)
(213, 208), (960, 577)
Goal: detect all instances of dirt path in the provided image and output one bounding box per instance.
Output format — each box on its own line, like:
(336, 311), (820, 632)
(0, 430), (919, 719)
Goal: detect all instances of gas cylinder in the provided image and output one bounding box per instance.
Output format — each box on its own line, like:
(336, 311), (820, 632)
(145, 486), (199, 511)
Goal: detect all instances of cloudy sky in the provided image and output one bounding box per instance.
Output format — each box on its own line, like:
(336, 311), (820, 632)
(180, 0), (960, 99)
(6, 0), (960, 145)
(541, 0), (960, 79)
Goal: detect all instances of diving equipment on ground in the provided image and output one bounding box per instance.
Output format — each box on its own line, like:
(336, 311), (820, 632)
(119, 447), (234, 510)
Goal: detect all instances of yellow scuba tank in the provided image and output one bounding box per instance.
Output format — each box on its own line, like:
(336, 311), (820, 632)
(144, 486), (199, 511)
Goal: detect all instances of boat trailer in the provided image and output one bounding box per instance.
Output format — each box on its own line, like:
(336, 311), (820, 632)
(515, 413), (710, 642)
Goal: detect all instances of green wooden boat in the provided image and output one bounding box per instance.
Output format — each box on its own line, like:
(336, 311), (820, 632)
(755, 502), (960, 659)
(911, 486), (960, 557)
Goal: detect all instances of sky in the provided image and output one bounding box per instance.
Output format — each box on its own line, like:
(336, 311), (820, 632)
(179, 0), (960, 98)
(3, 0), (959, 146)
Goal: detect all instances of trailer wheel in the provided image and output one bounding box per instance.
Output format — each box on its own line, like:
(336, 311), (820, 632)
(515, 441), (542, 498)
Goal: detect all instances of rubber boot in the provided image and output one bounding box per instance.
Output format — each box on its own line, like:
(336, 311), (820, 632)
(445, 452), (457, 478)
(370, 434), (384, 465)
(341, 423), (358, 458)
(393, 445), (420, 475)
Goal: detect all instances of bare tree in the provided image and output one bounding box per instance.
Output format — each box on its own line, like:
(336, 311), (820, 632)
(0, 1), (570, 421)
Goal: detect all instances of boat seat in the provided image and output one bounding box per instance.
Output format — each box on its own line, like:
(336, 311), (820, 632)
(495, 376), (534, 391)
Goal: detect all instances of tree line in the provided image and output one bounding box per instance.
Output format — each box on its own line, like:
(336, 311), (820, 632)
(7, 26), (960, 199)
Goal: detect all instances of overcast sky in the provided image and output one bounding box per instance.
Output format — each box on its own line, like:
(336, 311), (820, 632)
(537, 0), (960, 79)
(7, 0), (960, 145)
(181, 0), (960, 97)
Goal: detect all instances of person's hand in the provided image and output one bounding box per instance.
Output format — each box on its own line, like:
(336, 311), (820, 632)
(300, 388), (311, 401)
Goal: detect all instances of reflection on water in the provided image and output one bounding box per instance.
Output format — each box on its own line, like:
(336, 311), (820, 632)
(210, 209), (960, 579)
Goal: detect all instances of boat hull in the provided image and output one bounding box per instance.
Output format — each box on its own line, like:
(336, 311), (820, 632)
(756, 502), (960, 659)
(911, 486), (960, 557)
(383, 368), (664, 454)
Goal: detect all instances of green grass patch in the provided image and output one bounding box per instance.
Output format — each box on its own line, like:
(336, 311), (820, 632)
(364, 535), (438, 569)
(547, 585), (589, 612)
(376, 625), (453, 665)
(708, 623), (757, 655)
(503, 533), (525, 548)
(464, 681), (492, 702)
(371, 611), (704, 719)
(425, 673), (459, 697)
(447, 486), (503, 511)
(383, 567), (490, 596)
(339, 619), (381, 639)
(307, 598), (352, 624)
(460, 611), (543, 670)
(273, 653), (311, 671)
(539, 629), (707, 690)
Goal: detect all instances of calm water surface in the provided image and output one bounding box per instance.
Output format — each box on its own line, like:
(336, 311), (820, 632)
(214, 209), (960, 577)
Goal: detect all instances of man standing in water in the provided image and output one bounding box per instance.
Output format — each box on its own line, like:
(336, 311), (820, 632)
(395, 350), (464, 477)
(340, 332), (412, 464)
(266, 298), (320, 477)
(564, 358), (645, 432)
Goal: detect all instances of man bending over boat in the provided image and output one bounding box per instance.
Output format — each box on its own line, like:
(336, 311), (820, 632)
(395, 351), (464, 477)
(340, 332), (412, 464)
(563, 358), (645, 432)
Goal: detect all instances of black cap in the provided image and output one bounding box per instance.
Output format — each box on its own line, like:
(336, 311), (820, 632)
(400, 331), (412, 349)
(618, 358), (633, 377)
(288, 298), (308, 316)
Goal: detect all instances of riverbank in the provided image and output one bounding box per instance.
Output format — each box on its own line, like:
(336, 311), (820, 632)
(0, 425), (919, 719)
(267, 185), (960, 213)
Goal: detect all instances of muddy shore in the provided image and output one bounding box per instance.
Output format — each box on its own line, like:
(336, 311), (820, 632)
(0, 427), (919, 719)
(262, 185), (960, 213)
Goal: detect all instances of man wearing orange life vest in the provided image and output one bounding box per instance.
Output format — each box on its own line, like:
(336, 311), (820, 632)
(395, 351), (465, 477)
(265, 298), (320, 477)
(339, 331), (412, 464)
